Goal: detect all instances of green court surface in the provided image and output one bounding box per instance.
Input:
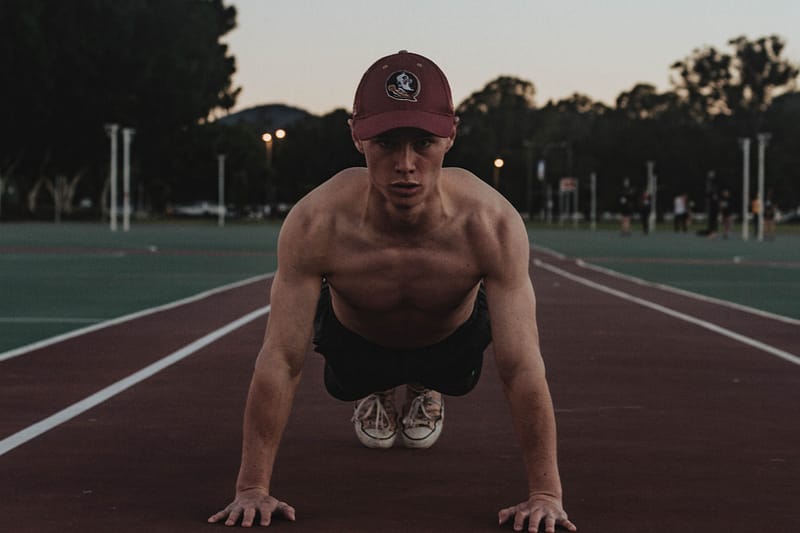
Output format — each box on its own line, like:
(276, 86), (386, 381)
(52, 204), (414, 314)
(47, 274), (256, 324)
(529, 226), (800, 320)
(1, 221), (798, 354)
(0, 222), (280, 353)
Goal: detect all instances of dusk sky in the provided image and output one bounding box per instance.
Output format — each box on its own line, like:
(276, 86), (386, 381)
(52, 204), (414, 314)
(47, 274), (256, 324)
(224, 0), (798, 116)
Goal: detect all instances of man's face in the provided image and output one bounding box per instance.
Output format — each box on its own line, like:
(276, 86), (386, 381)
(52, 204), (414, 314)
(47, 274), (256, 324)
(356, 127), (454, 208)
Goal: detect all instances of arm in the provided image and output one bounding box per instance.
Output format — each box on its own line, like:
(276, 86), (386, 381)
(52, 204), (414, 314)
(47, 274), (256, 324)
(208, 207), (323, 527)
(482, 212), (576, 532)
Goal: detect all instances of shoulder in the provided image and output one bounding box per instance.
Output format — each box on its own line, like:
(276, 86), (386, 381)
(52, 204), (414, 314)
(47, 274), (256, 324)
(283, 168), (366, 231)
(442, 167), (528, 262)
(278, 167), (368, 268)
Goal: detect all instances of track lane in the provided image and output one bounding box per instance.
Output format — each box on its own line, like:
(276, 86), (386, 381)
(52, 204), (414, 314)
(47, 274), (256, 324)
(0, 277), (273, 443)
(1, 252), (798, 532)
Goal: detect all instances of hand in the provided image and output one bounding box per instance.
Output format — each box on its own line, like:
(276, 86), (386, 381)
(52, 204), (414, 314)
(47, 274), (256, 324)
(208, 487), (296, 527)
(498, 494), (576, 532)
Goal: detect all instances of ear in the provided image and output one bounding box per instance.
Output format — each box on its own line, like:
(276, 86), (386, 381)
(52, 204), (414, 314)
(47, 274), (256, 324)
(445, 116), (459, 152)
(348, 118), (365, 154)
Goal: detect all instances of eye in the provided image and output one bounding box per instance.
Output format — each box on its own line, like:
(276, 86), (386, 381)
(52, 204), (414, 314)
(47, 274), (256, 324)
(414, 138), (435, 149)
(375, 138), (394, 149)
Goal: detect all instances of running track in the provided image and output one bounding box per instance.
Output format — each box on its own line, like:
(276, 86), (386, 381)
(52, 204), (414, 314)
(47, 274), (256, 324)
(1, 249), (798, 532)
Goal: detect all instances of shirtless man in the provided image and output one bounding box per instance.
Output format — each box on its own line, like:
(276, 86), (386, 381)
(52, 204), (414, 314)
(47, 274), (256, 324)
(209, 50), (576, 533)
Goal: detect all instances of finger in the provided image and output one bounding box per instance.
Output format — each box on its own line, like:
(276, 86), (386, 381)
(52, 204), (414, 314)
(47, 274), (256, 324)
(257, 507), (272, 527)
(241, 507), (257, 527)
(559, 517), (578, 531)
(527, 510), (545, 532)
(224, 507), (241, 526)
(543, 515), (556, 533)
(276, 501), (297, 521)
(513, 509), (529, 531)
(498, 507), (514, 525)
(207, 510), (228, 523)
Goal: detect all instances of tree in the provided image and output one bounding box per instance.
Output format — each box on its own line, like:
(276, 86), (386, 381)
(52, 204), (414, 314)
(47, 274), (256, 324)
(615, 84), (681, 120)
(449, 76), (537, 206)
(763, 91), (800, 207)
(274, 109), (363, 203)
(670, 34), (799, 131)
(0, 0), (240, 218)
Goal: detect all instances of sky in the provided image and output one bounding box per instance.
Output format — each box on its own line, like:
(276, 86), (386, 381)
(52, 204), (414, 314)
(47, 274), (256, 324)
(223, 0), (799, 116)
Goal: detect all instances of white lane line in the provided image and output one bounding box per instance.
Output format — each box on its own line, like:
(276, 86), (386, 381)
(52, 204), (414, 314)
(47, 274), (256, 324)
(0, 317), (102, 324)
(534, 259), (800, 367)
(0, 273), (274, 362)
(0, 305), (270, 457)
(532, 243), (800, 326)
(575, 259), (800, 326)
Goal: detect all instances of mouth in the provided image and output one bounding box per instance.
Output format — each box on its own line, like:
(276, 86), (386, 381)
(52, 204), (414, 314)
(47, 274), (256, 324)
(390, 182), (422, 196)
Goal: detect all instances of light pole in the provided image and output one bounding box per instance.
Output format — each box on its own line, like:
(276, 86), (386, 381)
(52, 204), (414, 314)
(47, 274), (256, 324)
(523, 141), (534, 219)
(590, 172), (597, 231)
(262, 129), (286, 210)
(217, 154), (226, 227)
(262, 128), (286, 168)
(104, 123), (119, 231)
(646, 161), (657, 234)
(756, 132), (771, 242)
(738, 137), (751, 241)
(492, 158), (504, 189)
(121, 127), (135, 232)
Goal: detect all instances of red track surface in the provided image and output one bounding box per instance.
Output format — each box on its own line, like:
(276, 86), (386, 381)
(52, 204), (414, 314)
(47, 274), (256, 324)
(2, 252), (798, 532)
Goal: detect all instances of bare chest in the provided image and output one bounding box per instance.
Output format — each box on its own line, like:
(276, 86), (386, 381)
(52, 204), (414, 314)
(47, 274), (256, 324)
(324, 234), (483, 346)
(330, 242), (479, 309)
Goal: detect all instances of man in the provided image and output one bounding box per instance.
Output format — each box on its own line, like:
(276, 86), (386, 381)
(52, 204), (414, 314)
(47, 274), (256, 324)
(209, 50), (576, 532)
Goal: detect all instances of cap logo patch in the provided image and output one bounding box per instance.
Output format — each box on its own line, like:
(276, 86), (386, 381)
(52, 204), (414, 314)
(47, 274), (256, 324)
(386, 70), (420, 102)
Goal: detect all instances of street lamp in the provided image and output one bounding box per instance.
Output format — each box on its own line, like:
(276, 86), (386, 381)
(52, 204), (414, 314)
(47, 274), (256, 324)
(262, 129), (287, 211)
(492, 158), (504, 189)
(261, 128), (286, 168)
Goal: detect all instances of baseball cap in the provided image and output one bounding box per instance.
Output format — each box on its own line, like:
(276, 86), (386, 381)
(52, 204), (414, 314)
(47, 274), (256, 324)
(351, 50), (456, 139)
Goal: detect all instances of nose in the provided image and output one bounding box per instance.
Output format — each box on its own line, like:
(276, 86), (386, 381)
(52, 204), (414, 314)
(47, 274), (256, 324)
(394, 142), (416, 174)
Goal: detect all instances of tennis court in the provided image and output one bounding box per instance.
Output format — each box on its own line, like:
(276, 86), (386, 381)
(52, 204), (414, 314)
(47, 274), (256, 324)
(1, 222), (798, 532)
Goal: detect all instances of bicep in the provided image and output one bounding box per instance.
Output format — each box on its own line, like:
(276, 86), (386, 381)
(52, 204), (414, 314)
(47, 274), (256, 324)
(256, 212), (325, 375)
(259, 269), (321, 372)
(482, 217), (544, 381)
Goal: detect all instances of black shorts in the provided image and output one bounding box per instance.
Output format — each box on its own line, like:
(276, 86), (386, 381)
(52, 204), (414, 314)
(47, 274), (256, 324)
(312, 284), (492, 401)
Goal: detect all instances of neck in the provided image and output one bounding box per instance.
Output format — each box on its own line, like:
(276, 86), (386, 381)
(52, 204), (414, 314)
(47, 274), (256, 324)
(365, 189), (446, 238)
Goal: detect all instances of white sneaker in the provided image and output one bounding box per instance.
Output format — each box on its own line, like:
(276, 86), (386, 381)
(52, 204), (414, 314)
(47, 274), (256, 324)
(351, 389), (398, 449)
(400, 387), (444, 449)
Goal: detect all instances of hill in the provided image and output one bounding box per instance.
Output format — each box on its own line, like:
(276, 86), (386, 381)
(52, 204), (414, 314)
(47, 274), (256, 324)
(218, 103), (312, 130)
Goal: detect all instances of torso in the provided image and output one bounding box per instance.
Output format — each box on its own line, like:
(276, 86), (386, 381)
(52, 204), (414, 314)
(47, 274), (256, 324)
(295, 167), (505, 348)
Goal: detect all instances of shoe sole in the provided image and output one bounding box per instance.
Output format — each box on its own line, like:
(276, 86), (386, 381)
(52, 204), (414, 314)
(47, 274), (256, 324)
(354, 424), (397, 449)
(400, 404), (444, 449)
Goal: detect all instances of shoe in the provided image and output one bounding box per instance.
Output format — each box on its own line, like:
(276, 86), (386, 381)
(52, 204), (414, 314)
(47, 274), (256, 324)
(400, 386), (444, 449)
(351, 389), (398, 449)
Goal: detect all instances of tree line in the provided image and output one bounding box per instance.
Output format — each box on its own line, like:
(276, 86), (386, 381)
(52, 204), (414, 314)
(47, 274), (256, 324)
(1, 1), (798, 222)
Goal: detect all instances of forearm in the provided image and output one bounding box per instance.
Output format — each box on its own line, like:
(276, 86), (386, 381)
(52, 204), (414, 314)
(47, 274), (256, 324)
(502, 371), (563, 499)
(235, 364), (301, 494)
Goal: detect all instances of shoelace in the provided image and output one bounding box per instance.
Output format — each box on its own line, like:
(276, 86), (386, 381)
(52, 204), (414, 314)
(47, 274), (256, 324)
(352, 393), (395, 430)
(402, 393), (442, 429)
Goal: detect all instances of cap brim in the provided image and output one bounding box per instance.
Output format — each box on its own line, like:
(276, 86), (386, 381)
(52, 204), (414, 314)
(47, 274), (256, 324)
(352, 110), (454, 139)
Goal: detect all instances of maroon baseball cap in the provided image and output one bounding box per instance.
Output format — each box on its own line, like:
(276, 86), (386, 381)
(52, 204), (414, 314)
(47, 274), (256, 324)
(351, 50), (456, 139)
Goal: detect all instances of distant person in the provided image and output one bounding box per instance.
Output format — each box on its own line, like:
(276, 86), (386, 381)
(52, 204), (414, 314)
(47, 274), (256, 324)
(705, 186), (719, 239)
(639, 191), (652, 234)
(719, 189), (733, 239)
(619, 179), (634, 236)
(208, 50), (575, 532)
(673, 193), (688, 232)
(764, 189), (777, 240)
(751, 195), (761, 226)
